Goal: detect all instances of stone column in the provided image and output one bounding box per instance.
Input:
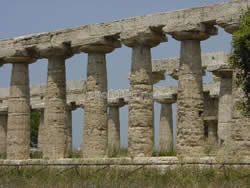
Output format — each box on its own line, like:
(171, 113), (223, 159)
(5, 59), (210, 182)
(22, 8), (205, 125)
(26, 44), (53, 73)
(81, 38), (120, 158)
(214, 69), (233, 145)
(121, 28), (166, 157)
(0, 114), (7, 157)
(172, 26), (217, 157)
(7, 63), (31, 159)
(203, 92), (219, 147)
(159, 102), (174, 153)
(43, 56), (67, 159)
(108, 106), (120, 153)
(65, 107), (72, 157)
(37, 110), (44, 151)
(207, 121), (218, 145)
(107, 100), (125, 155)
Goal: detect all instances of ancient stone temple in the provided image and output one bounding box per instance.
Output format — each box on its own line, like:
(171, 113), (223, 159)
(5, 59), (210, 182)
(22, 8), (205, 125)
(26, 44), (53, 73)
(0, 0), (249, 162)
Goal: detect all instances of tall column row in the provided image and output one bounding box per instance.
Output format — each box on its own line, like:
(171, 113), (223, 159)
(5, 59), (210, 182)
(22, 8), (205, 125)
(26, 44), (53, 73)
(1, 24), (238, 160)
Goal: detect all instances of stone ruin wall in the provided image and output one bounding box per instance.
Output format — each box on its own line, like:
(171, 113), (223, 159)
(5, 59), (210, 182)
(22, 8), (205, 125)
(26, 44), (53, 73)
(0, 0), (249, 161)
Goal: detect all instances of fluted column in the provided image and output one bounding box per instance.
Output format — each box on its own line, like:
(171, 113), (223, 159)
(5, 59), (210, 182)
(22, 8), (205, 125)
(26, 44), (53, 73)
(65, 107), (72, 157)
(37, 110), (44, 151)
(43, 56), (67, 159)
(122, 28), (166, 157)
(7, 63), (31, 159)
(172, 26), (217, 156)
(81, 38), (120, 158)
(215, 70), (233, 145)
(0, 114), (7, 157)
(108, 106), (120, 153)
(107, 101), (125, 155)
(159, 102), (174, 153)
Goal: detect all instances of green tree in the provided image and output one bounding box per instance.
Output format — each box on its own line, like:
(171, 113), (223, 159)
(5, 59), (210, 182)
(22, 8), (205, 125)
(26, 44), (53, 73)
(230, 9), (250, 115)
(30, 111), (40, 147)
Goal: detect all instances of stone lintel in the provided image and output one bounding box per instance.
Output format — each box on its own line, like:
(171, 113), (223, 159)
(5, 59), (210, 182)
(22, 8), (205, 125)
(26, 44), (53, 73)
(204, 116), (218, 122)
(152, 71), (166, 84)
(121, 27), (167, 48)
(152, 52), (229, 78)
(1, 48), (37, 64)
(0, 0), (249, 61)
(171, 24), (218, 41)
(0, 82), (220, 112)
(39, 42), (73, 59)
(79, 35), (121, 54)
(212, 68), (233, 78)
(155, 94), (177, 104)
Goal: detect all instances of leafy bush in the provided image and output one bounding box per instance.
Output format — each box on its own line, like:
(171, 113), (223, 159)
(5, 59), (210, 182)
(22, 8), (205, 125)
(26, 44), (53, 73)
(230, 9), (250, 115)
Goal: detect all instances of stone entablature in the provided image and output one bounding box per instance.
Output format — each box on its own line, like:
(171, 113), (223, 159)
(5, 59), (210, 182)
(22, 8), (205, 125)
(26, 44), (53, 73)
(0, 0), (249, 64)
(0, 81), (219, 112)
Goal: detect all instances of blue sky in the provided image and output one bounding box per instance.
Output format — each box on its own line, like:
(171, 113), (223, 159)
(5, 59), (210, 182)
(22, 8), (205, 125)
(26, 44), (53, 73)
(0, 0), (232, 149)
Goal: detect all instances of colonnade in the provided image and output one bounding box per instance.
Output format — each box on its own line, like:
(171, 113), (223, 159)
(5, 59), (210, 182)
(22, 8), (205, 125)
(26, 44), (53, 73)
(0, 0), (248, 159)
(0, 27), (235, 159)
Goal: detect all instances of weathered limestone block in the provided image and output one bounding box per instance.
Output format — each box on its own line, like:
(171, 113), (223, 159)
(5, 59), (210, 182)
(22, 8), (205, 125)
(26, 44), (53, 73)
(172, 26), (217, 157)
(0, 114), (7, 157)
(121, 27), (166, 157)
(43, 56), (67, 159)
(65, 108), (72, 157)
(231, 71), (250, 157)
(159, 102), (173, 153)
(82, 53), (108, 158)
(231, 118), (250, 156)
(7, 63), (31, 159)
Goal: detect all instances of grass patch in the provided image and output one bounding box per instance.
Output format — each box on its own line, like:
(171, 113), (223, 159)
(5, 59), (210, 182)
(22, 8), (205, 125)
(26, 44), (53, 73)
(68, 149), (82, 158)
(108, 147), (128, 158)
(0, 166), (249, 188)
(153, 149), (176, 157)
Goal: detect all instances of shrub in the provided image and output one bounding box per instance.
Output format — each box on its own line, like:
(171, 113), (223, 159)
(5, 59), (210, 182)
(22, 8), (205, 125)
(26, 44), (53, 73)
(230, 9), (250, 115)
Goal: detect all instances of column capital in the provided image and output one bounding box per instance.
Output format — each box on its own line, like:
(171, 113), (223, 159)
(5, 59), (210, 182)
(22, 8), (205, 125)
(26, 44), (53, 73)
(108, 98), (126, 108)
(80, 35), (121, 54)
(152, 71), (165, 84)
(2, 47), (37, 64)
(155, 94), (177, 104)
(212, 68), (233, 78)
(41, 41), (73, 59)
(121, 26), (167, 48)
(171, 24), (217, 41)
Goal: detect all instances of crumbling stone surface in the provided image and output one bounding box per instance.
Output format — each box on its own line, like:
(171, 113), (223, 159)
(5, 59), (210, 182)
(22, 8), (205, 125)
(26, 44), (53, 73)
(175, 38), (205, 157)
(43, 56), (67, 159)
(82, 53), (108, 158)
(127, 46), (154, 157)
(7, 64), (30, 159)
(108, 105), (121, 153)
(159, 103), (173, 153)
